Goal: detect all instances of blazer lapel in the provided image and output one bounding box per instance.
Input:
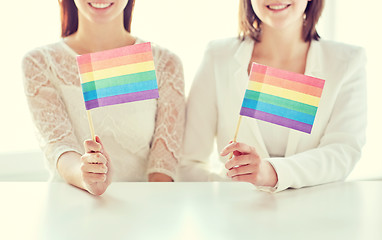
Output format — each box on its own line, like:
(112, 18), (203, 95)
(285, 40), (323, 157)
(233, 38), (270, 158)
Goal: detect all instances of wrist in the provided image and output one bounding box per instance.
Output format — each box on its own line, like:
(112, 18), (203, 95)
(262, 161), (278, 187)
(148, 172), (173, 182)
(57, 151), (87, 190)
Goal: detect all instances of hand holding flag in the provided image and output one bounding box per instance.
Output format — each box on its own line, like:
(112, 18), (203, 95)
(231, 62), (325, 150)
(224, 63), (325, 186)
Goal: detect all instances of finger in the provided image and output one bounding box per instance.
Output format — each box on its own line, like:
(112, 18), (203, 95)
(233, 150), (243, 156)
(227, 164), (258, 177)
(81, 152), (107, 164)
(84, 139), (102, 153)
(225, 154), (260, 170)
(220, 142), (256, 157)
(95, 135), (111, 160)
(95, 136), (105, 153)
(231, 173), (257, 183)
(227, 150), (241, 161)
(81, 162), (108, 174)
(82, 172), (107, 183)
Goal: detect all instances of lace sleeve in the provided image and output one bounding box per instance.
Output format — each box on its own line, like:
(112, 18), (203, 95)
(22, 49), (82, 177)
(146, 51), (186, 180)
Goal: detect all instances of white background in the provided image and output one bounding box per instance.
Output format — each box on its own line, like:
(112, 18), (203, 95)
(0, 0), (380, 179)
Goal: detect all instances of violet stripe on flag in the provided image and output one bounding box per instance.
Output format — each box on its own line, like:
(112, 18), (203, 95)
(76, 42), (159, 110)
(240, 63), (325, 134)
(85, 89), (159, 110)
(241, 108), (313, 133)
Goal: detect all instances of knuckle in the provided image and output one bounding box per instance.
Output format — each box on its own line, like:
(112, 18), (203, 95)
(84, 140), (93, 149)
(96, 153), (106, 162)
(249, 155), (259, 164)
(80, 163), (86, 172)
(249, 164), (258, 172)
(80, 154), (88, 162)
(252, 173), (258, 182)
(233, 175), (241, 181)
(225, 161), (232, 169)
(81, 172), (89, 181)
(95, 173), (106, 182)
(224, 162), (229, 169)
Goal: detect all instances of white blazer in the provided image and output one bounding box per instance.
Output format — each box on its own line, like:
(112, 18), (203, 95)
(179, 37), (367, 192)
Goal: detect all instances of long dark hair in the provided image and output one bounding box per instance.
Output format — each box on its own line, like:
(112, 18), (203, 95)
(238, 0), (325, 42)
(59, 0), (135, 37)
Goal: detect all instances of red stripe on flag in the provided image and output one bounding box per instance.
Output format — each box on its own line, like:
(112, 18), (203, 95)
(250, 63), (325, 89)
(77, 42), (152, 65)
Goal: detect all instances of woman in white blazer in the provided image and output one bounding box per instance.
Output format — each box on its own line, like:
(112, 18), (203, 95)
(179, 0), (367, 192)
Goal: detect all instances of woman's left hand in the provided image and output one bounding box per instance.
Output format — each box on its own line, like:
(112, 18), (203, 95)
(148, 172), (173, 182)
(220, 141), (278, 187)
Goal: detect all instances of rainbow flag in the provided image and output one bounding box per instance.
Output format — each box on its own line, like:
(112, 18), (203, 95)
(76, 42), (159, 110)
(240, 63), (325, 134)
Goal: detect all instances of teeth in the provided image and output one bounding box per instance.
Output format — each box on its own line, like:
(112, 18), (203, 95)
(89, 2), (112, 9)
(268, 4), (288, 10)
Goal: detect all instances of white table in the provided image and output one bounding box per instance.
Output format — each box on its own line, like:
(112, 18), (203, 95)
(1, 181), (382, 240)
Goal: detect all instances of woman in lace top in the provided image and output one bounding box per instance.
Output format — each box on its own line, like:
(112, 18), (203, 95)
(22, 0), (185, 195)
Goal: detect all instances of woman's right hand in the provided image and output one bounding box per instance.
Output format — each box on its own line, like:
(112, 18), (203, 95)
(81, 136), (111, 196)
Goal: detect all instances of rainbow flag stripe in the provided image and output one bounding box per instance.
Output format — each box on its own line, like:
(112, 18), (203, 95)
(76, 42), (159, 110)
(240, 63), (325, 134)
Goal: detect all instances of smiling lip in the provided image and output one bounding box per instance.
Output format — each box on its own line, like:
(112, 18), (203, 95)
(88, 2), (114, 9)
(267, 4), (291, 11)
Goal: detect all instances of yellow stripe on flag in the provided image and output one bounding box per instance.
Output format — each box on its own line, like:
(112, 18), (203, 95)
(80, 61), (155, 83)
(248, 81), (321, 107)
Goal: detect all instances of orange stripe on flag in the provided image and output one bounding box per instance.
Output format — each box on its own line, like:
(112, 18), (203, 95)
(78, 52), (154, 74)
(250, 72), (323, 97)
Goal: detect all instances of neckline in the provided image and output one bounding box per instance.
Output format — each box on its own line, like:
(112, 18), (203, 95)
(249, 38), (315, 76)
(60, 36), (143, 56)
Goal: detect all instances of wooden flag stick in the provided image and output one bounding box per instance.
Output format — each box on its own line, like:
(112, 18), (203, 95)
(229, 115), (242, 159)
(86, 110), (96, 141)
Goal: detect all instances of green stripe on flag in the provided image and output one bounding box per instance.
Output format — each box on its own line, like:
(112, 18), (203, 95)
(82, 70), (156, 93)
(244, 90), (318, 116)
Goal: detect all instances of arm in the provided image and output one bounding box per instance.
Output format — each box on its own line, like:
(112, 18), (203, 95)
(22, 50), (110, 195)
(178, 45), (224, 181)
(22, 50), (83, 178)
(147, 52), (186, 181)
(267, 48), (368, 192)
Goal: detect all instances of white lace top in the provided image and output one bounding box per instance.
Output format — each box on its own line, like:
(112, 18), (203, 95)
(22, 38), (185, 181)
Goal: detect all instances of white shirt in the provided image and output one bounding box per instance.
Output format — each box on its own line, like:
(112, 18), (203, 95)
(179, 37), (367, 192)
